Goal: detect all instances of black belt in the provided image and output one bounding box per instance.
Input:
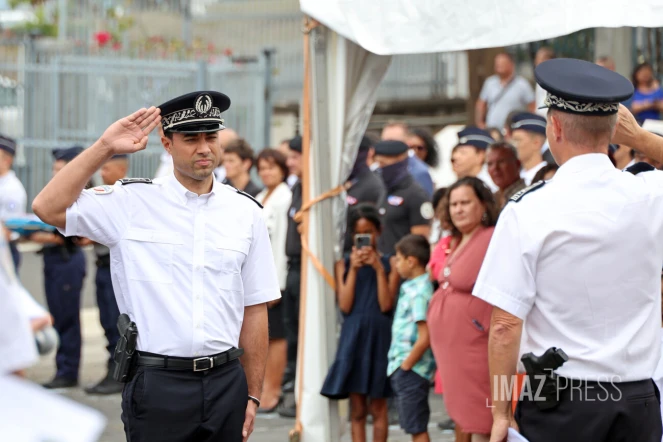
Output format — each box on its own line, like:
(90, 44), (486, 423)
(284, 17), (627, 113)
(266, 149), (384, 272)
(136, 347), (244, 372)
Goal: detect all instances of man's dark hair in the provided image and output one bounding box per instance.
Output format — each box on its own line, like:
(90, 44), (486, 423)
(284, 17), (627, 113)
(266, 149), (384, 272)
(225, 138), (255, 167)
(488, 141), (519, 160)
(395, 234), (430, 268)
(255, 148), (289, 182)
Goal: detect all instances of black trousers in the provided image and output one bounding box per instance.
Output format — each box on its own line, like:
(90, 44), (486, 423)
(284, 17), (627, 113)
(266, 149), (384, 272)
(516, 378), (662, 442)
(121, 359), (248, 442)
(281, 260), (301, 387)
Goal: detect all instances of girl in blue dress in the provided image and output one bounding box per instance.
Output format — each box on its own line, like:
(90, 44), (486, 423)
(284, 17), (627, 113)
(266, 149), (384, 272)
(321, 203), (400, 442)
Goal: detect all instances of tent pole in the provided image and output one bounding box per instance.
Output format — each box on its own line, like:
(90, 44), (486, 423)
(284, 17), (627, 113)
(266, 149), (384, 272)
(289, 16), (315, 442)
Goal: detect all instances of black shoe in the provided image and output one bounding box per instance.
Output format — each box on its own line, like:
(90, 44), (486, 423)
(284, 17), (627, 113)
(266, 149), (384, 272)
(437, 418), (455, 431)
(85, 373), (123, 395)
(277, 391), (297, 418)
(42, 376), (78, 389)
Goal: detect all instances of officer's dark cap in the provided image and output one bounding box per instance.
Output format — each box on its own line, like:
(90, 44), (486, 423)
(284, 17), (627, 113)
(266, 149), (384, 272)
(288, 135), (302, 153)
(52, 146), (84, 162)
(455, 127), (494, 150)
(510, 112), (547, 136)
(158, 91), (230, 134)
(0, 134), (16, 156)
(374, 140), (409, 157)
(535, 58), (634, 116)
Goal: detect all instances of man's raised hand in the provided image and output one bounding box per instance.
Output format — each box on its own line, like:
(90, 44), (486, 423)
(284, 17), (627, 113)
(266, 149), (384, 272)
(100, 107), (162, 155)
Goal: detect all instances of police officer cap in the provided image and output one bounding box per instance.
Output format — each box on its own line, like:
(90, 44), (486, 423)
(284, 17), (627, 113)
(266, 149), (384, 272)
(510, 112), (547, 136)
(158, 91), (230, 134)
(374, 140), (409, 156)
(455, 127), (495, 150)
(52, 146), (84, 162)
(289, 135), (302, 153)
(535, 58), (634, 116)
(0, 134), (16, 156)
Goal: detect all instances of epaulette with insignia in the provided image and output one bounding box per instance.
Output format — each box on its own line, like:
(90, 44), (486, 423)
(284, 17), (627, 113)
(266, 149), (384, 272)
(119, 178), (153, 185)
(625, 162), (656, 175)
(509, 180), (545, 203)
(234, 187), (263, 208)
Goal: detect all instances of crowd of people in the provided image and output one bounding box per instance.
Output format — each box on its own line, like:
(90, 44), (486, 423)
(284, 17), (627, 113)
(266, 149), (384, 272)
(2, 50), (663, 442)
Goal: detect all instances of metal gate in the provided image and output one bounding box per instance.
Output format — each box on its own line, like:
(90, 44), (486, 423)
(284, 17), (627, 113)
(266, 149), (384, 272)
(0, 39), (268, 206)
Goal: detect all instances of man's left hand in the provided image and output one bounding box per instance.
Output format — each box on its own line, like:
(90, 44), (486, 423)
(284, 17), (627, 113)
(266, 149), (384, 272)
(489, 415), (519, 442)
(243, 400), (258, 441)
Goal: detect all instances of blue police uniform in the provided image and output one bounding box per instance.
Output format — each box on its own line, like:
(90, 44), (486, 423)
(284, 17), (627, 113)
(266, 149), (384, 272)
(41, 146), (87, 388)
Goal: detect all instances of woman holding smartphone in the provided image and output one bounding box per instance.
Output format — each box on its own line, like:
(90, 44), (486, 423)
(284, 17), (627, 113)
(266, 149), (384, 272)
(321, 203), (400, 442)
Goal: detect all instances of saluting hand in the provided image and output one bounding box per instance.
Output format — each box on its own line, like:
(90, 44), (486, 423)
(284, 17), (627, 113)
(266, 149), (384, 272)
(613, 104), (640, 146)
(99, 107), (162, 155)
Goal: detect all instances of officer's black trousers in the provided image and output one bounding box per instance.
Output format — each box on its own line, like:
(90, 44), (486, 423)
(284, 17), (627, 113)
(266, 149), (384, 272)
(121, 359), (248, 442)
(281, 259), (301, 388)
(516, 378), (662, 442)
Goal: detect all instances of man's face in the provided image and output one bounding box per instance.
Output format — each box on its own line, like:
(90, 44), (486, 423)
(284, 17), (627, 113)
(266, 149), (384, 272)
(286, 149), (302, 178)
(100, 158), (128, 185)
(223, 152), (249, 180)
(0, 150), (12, 175)
(381, 125), (409, 143)
(163, 131), (220, 181)
(451, 145), (484, 178)
(511, 130), (542, 164)
(494, 54), (514, 77)
(486, 147), (521, 190)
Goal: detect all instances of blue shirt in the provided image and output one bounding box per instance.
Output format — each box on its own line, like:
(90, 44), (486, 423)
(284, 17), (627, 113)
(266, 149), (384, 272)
(407, 156), (433, 197)
(387, 273), (436, 380)
(632, 88), (663, 122)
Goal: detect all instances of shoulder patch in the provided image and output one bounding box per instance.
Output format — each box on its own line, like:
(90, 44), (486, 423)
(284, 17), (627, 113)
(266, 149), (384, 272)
(625, 161), (656, 175)
(119, 178), (153, 185)
(509, 180), (545, 203)
(92, 185), (114, 195)
(234, 187), (263, 209)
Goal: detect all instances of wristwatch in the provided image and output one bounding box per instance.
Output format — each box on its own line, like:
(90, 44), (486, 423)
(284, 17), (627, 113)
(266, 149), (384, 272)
(248, 395), (261, 407)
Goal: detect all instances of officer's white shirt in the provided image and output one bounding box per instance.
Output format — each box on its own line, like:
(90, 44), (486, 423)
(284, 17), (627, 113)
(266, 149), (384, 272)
(61, 173), (281, 358)
(521, 161), (548, 185)
(0, 234), (38, 374)
(0, 170), (27, 220)
(473, 153), (663, 381)
(255, 182), (291, 291)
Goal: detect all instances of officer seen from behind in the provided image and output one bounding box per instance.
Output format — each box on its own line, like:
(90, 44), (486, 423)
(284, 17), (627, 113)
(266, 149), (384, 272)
(32, 92), (280, 442)
(474, 58), (663, 442)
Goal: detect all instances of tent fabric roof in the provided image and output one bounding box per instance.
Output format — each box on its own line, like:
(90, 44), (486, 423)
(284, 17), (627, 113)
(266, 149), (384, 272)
(299, 0), (663, 55)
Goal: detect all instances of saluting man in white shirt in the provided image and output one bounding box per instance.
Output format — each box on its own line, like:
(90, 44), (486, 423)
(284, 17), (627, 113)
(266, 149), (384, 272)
(32, 91), (281, 442)
(473, 59), (663, 442)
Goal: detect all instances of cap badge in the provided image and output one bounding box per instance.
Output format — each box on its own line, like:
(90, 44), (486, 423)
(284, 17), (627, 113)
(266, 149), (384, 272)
(195, 94), (213, 116)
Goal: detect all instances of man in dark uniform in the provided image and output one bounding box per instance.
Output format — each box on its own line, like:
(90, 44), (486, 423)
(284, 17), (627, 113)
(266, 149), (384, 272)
(279, 135), (303, 418)
(342, 135), (386, 253)
(374, 140), (433, 255)
(34, 146), (87, 389)
(84, 154), (127, 395)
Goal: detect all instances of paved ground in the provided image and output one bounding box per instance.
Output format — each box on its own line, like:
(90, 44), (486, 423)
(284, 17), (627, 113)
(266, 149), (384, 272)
(19, 248), (455, 441)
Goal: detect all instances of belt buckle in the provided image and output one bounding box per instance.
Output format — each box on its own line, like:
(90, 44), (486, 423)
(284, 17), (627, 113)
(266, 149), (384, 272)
(193, 357), (214, 372)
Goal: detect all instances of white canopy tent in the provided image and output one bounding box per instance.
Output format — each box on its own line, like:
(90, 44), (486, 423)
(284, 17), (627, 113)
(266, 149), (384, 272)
(292, 2), (663, 441)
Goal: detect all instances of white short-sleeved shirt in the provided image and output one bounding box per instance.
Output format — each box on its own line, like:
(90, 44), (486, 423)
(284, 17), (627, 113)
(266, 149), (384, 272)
(0, 235), (38, 374)
(0, 170), (27, 220)
(61, 174), (281, 358)
(473, 153), (663, 381)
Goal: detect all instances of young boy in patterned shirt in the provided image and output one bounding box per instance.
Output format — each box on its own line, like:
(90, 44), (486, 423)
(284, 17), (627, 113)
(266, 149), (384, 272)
(387, 234), (436, 442)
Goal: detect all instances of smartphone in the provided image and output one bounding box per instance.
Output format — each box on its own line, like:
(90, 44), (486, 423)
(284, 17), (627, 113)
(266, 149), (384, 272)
(354, 234), (372, 249)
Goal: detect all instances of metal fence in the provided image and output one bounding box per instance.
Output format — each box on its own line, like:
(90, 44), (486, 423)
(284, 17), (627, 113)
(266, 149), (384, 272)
(0, 39), (269, 207)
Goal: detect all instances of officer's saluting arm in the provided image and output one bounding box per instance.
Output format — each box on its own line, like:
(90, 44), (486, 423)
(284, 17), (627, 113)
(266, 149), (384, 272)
(238, 207), (281, 421)
(614, 104), (663, 164)
(32, 108), (161, 232)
